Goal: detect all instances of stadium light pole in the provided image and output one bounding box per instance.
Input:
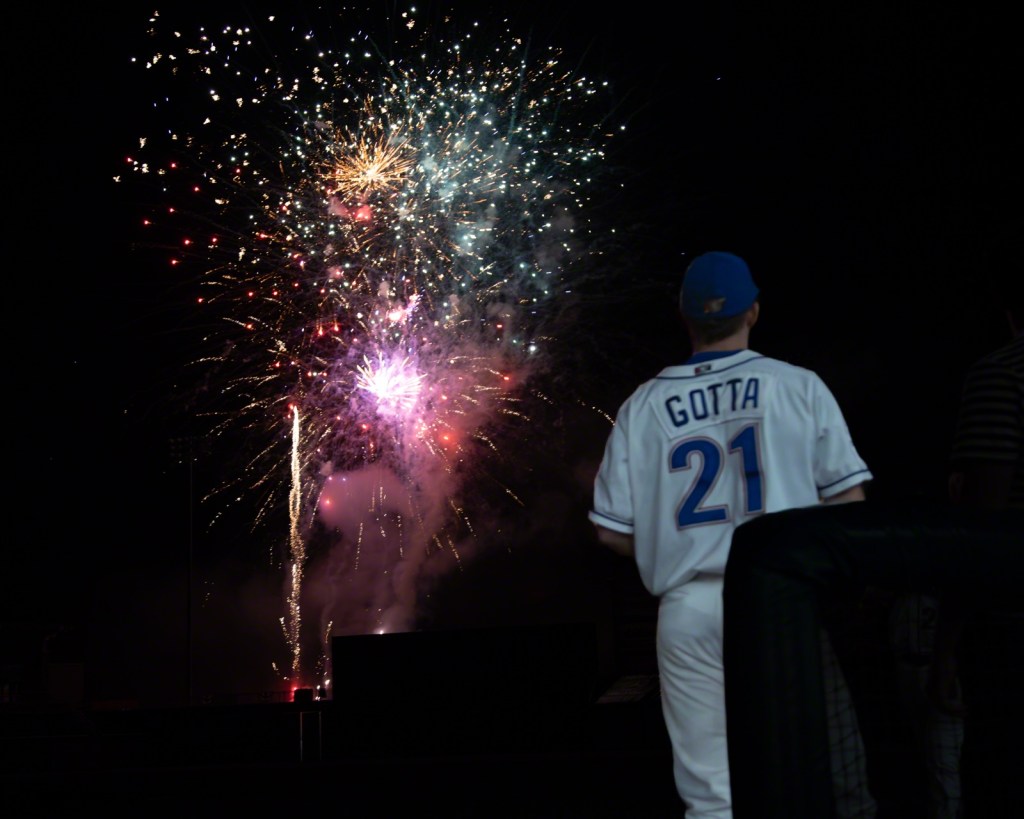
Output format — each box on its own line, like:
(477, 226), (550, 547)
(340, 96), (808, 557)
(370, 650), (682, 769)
(169, 435), (194, 707)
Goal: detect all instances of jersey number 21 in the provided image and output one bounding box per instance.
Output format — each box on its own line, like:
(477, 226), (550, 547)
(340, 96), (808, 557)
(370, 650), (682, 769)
(670, 423), (764, 528)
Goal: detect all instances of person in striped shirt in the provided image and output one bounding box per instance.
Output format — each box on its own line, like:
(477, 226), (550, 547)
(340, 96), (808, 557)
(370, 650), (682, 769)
(930, 282), (1023, 818)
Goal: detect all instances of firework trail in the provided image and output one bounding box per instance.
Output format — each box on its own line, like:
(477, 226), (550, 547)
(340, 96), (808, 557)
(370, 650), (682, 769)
(118, 6), (621, 690)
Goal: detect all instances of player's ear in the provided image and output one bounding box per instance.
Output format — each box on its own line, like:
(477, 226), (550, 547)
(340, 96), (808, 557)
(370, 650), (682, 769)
(746, 301), (760, 329)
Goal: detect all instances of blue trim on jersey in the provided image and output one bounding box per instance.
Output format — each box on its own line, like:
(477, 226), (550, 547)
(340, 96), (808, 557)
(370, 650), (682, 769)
(589, 509), (633, 527)
(818, 468), (872, 492)
(685, 350), (746, 365)
(656, 354), (767, 380)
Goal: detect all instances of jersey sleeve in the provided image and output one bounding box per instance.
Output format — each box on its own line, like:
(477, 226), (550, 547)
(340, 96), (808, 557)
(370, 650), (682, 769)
(588, 402), (635, 535)
(811, 377), (873, 498)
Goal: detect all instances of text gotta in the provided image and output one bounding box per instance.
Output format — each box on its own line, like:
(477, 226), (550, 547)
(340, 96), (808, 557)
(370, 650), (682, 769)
(664, 376), (761, 428)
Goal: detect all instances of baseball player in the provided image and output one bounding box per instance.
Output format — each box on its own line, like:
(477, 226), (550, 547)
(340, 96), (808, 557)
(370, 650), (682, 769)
(589, 251), (873, 817)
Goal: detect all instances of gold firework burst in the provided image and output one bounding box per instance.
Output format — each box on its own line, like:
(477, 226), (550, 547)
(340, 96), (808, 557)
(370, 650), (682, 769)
(326, 131), (415, 201)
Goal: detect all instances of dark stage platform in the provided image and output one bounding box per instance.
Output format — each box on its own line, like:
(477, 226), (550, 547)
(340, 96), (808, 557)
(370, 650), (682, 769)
(3, 623), (679, 817)
(2, 676), (676, 817)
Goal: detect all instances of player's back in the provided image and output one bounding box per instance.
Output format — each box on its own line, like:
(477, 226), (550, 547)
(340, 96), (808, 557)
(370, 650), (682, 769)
(611, 349), (869, 596)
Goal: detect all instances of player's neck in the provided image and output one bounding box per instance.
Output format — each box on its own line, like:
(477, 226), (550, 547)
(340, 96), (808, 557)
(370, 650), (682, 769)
(692, 331), (750, 355)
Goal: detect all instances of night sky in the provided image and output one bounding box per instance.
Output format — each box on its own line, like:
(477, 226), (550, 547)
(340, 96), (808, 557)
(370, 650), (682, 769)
(9, 3), (1020, 707)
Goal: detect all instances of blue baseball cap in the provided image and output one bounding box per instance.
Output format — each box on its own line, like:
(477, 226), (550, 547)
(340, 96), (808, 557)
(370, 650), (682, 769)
(679, 251), (759, 319)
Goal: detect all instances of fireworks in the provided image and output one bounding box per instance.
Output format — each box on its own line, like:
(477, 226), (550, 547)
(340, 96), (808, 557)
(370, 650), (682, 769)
(119, 6), (620, 688)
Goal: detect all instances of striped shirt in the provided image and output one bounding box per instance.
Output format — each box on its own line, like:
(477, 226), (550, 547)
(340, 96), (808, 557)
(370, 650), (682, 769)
(949, 334), (1024, 509)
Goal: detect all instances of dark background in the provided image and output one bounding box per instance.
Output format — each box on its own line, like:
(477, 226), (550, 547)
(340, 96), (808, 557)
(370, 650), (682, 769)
(8, 2), (1021, 708)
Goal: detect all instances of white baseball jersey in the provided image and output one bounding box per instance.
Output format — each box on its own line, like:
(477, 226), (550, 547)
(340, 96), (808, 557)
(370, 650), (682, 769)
(589, 349), (872, 597)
